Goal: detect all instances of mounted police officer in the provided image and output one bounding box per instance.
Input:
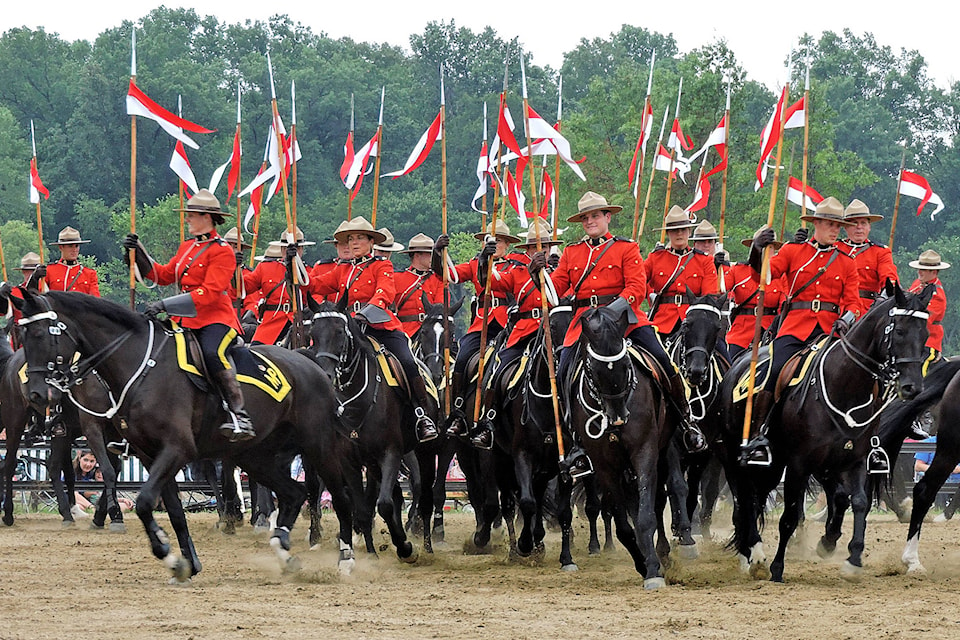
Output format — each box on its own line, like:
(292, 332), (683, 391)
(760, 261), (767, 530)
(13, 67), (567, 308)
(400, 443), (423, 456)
(123, 189), (255, 441)
(741, 197), (861, 466)
(38, 226), (100, 296)
(373, 227), (404, 261)
(724, 232), (786, 362)
(393, 233), (444, 339)
(908, 249), (949, 372)
(529, 191), (707, 479)
(246, 227), (314, 346)
(838, 199), (898, 313)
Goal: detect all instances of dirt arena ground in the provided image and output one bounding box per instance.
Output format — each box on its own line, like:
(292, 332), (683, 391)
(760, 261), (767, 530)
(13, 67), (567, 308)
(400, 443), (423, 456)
(0, 503), (958, 639)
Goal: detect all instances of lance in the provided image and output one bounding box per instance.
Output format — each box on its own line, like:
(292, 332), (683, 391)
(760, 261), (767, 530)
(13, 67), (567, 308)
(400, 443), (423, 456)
(488, 55), (510, 228)
(552, 74), (563, 240)
(0, 229), (7, 282)
(439, 65), (452, 414)
(481, 101), (489, 232)
(779, 142), (797, 240)
(290, 80), (299, 234)
(638, 109), (669, 243)
(348, 93), (354, 220)
(632, 50), (656, 242)
(30, 120), (46, 263)
(660, 77), (684, 244)
(232, 82), (244, 305)
(247, 136), (270, 268)
(800, 54), (812, 229)
(520, 50), (565, 463)
(718, 77), (732, 243)
(371, 87), (385, 226)
(128, 29), (138, 309)
(889, 144), (908, 249)
(741, 54), (792, 453)
(177, 95), (185, 243)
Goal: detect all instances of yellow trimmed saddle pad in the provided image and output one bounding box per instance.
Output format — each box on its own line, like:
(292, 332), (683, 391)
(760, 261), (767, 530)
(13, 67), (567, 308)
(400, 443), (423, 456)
(732, 337), (828, 403)
(365, 336), (440, 404)
(172, 328), (291, 402)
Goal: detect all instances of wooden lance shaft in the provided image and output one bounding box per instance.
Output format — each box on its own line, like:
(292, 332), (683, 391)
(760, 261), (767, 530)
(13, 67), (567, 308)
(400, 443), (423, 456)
(889, 147), (907, 249)
(440, 103), (452, 414)
(128, 111), (137, 310)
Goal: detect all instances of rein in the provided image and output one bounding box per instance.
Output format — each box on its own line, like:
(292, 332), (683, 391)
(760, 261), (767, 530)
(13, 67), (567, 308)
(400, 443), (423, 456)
(579, 336), (637, 439)
(311, 310), (379, 423)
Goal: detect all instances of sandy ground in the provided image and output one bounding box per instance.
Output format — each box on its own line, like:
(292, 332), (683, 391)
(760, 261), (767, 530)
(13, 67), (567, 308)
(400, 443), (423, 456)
(0, 502), (958, 639)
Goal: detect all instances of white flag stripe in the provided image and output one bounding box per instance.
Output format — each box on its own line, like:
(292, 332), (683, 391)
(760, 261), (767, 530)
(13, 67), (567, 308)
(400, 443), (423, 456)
(126, 95), (200, 149)
(170, 146), (199, 195)
(899, 180), (945, 219)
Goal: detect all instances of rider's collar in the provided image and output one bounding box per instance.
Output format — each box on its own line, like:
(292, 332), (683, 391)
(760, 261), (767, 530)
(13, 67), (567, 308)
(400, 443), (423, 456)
(194, 232), (214, 242)
(61, 259), (79, 266)
(667, 246), (690, 256)
(351, 254), (374, 265)
(807, 240), (836, 251)
(844, 239), (870, 248)
(411, 267), (431, 276)
(587, 233), (613, 247)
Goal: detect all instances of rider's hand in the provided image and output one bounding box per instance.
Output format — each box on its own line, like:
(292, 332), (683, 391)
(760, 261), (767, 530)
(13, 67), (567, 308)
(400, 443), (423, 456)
(122, 233), (140, 251)
(284, 243), (298, 261)
(480, 240), (497, 259)
(527, 251), (547, 279)
(547, 253), (560, 270)
(754, 228), (776, 250)
(143, 300), (165, 319)
(33, 265), (47, 279)
(792, 227), (809, 243)
(434, 234), (450, 252)
(235, 251), (245, 268)
(714, 252), (727, 269)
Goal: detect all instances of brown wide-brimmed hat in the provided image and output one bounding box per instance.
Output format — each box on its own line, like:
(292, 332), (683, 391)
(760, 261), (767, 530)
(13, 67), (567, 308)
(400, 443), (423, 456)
(322, 221), (350, 245)
(515, 218), (563, 249)
(49, 226), (91, 245)
(843, 198), (883, 223)
(277, 226), (316, 247)
(567, 191), (623, 223)
(401, 233), (435, 254)
(909, 249), (950, 270)
(333, 216), (387, 246)
(690, 219), (724, 241)
(655, 206), (699, 232)
(222, 227), (252, 250)
(473, 219), (521, 243)
(800, 196), (854, 226)
(17, 252), (41, 270)
(741, 226), (783, 250)
(255, 243), (285, 261)
(177, 188), (232, 219)
(373, 228), (404, 252)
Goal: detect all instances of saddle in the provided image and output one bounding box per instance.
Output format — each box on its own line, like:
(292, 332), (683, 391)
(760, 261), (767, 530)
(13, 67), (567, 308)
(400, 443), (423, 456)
(170, 324), (291, 402)
(731, 337), (829, 403)
(364, 336), (439, 405)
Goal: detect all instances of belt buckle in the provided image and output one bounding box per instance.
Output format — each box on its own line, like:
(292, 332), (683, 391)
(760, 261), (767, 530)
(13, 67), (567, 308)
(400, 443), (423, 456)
(674, 294), (684, 306)
(811, 299), (821, 313)
(281, 302), (291, 313)
(352, 301), (362, 314)
(530, 308), (541, 320)
(418, 312), (426, 322)
(490, 297), (499, 309)
(589, 294), (599, 308)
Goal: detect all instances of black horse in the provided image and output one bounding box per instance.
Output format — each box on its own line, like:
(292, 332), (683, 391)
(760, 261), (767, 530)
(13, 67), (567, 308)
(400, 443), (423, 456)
(8, 288), (354, 581)
(491, 301), (576, 568)
(717, 281), (933, 582)
(571, 305), (673, 588)
(306, 298), (441, 560)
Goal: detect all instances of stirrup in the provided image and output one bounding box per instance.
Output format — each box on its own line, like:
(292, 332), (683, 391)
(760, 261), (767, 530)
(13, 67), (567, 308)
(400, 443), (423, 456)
(107, 439), (131, 459)
(220, 412), (255, 443)
(470, 412), (495, 450)
(740, 436), (773, 467)
(682, 425), (708, 454)
(415, 407), (439, 443)
(560, 449), (594, 481)
(867, 435), (890, 475)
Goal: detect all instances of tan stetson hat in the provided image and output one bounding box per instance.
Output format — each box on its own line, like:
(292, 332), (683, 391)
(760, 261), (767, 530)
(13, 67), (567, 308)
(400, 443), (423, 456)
(334, 216), (387, 245)
(278, 226), (316, 247)
(655, 206), (698, 231)
(742, 227), (783, 250)
(800, 196), (854, 226)
(843, 198), (883, 223)
(255, 243), (285, 261)
(17, 252), (41, 270)
(177, 188), (231, 218)
(374, 228), (404, 252)
(401, 233), (435, 254)
(49, 226), (91, 245)
(909, 249), (950, 270)
(322, 221), (350, 245)
(473, 218), (520, 243)
(567, 191), (623, 223)
(690, 219), (724, 241)
(222, 227), (252, 250)
(515, 218), (563, 249)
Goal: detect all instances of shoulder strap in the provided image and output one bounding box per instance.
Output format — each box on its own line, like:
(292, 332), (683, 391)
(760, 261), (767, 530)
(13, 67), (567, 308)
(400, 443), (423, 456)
(572, 239), (616, 295)
(64, 265), (86, 292)
(394, 272), (428, 313)
(785, 247), (841, 304)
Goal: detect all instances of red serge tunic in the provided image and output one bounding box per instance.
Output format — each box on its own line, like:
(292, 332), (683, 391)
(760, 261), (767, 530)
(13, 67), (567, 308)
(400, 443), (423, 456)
(724, 263), (786, 350)
(393, 268), (444, 338)
(449, 255), (523, 334)
(306, 254), (402, 332)
(838, 239), (899, 312)
(762, 241), (861, 340)
(644, 247), (719, 334)
(310, 260), (340, 303)
(45, 261), (100, 296)
(549, 234), (650, 349)
(489, 253), (546, 349)
(244, 259), (293, 344)
(909, 278), (946, 352)
(146, 232), (242, 333)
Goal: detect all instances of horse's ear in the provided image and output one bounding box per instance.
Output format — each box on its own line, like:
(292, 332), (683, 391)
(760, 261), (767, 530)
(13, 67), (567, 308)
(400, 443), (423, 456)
(336, 293), (348, 314)
(685, 284), (697, 303)
(716, 292), (729, 308)
(918, 282), (937, 308)
(420, 291), (430, 311)
(884, 277), (897, 299)
(451, 296), (464, 315)
(305, 292), (322, 315)
(893, 279), (908, 308)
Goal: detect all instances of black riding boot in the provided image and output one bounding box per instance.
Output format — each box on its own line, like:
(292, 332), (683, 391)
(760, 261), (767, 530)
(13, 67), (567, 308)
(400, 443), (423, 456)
(409, 376), (439, 443)
(22, 411), (43, 445)
(46, 408), (66, 439)
(559, 440), (594, 481)
(214, 367), (256, 442)
(740, 390), (775, 466)
(444, 370), (469, 438)
(665, 373), (707, 453)
(471, 382), (498, 450)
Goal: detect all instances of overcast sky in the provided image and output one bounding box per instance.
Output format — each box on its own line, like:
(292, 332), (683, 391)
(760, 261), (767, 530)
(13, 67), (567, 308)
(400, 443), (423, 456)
(4, 1), (957, 91)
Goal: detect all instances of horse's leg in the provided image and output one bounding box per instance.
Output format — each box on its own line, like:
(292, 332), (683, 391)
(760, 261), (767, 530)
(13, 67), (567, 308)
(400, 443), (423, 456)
(325, 472), (357, 575)
(631, 460), (665, 588)
(47, 435), (74, 525)
(769, 471), (806, 582)
(2, 427), (21, 526)
(360, 469), (380, 554)
(303, 461), (324, 549)
(474, 450), (500, 549)
(903, 442), (960, 572)
(654, 482), (671, 565)
(415, 448), (436, 554)
(841, 467), (870, 580)
(728, 463), (769, 575)
(698, 456), (724, 540)
(817, 478), (847, 558)
(515, 451), (538, 556)
(582, 476), (602, 555)
(431, 441), (456, 542)
(218, 461), (239, 535)
(663, 443), (698, 558)
(608, 493), (652, 582)
(376, 451), (416, 562)
(532, 473), (548, 551)
(685, 454), (706, 537)
(403, 450), (423, 536)
(241, 456), (309, 573)
(556, 472), (577, 571)
(134, 448), (192, 581)
(158, 479), (201, 582)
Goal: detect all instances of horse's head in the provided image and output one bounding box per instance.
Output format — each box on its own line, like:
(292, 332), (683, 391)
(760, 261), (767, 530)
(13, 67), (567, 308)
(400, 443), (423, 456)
(415, 295), (461, 384)
(852, 279), (934, 401)
(307, 298), (358, 376)
(579, 305), (636, 426)
(7, 288), (72, 413)
(678, 287), (727, 387)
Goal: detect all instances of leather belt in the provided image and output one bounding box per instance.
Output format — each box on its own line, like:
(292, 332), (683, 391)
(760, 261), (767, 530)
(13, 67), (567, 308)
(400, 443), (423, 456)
(398, 313), (426, 323)
(574, 294), (618, 309)
(732, 305), (778, 320)
(859, 290), (879, 300)
(511, 308), (543, 320)
(262, 303), (292, 313)
(658, 293), (694, 306)
(785, 300), (840, 314)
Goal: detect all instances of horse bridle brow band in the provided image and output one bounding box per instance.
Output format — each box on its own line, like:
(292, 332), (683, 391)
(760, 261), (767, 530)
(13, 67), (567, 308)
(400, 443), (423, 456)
(686, 304), (722, 317)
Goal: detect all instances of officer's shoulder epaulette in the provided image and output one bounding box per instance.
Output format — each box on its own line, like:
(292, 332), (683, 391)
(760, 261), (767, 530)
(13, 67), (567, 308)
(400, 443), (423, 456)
(613, 235), (633, 243)
(315, 258), (336, 265)
(870, 240), (888, 249)
(212, 236), (229, 246)
(506, 258), (527, 267)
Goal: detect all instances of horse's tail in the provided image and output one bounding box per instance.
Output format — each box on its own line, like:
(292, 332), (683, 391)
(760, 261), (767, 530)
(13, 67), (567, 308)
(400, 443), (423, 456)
(879, 358), (960, 445)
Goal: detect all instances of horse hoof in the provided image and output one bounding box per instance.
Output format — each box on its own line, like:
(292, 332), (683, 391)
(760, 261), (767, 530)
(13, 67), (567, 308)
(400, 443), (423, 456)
(89, 521), (105, 530)
(168, 557), (192, 584)
(678, 543), (699, 560)
(906, 562), (926, 574)
(934, 513), (948, 523)
(218, 520), (236, 535)
(1, 514), (12, 527)
(840, 561), (863, 582)
(399, 544), (419, 564)
(816, 540), (835, 559)
(108, 522), (127, 534)
(338, 557), (356, 576)
(561, 563), (579, 572)
(749, 562), (771, 581)
(643, 577), (666, 590)
(61, 519), (76, 529)
(283, 556), (303, 574)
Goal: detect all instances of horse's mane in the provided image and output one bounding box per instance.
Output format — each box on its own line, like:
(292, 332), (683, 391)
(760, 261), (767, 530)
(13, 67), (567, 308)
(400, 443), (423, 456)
(44, 291), (147, 330)
(314, 300), (375, 358)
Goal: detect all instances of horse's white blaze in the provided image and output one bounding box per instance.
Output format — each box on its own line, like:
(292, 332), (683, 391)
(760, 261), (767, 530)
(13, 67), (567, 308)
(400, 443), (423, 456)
(902, 535), (925, 573)
(432, 323), (442, 358)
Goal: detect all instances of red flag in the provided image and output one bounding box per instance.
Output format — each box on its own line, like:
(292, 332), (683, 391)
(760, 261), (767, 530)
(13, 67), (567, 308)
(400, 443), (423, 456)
(125, 79), (215, 149)
(756, 87), (787, 189)
(496, 95), (523, 159)
(668, 118), (694, 153)
(242, 165), (268, 233)
(505, 167), (526, 224)
(29, 157), (49, 203)
(382, 111), (442, 178)
(684, 174), (711, 214)
(900, 170), (945, 219)
(226, 127), (242, 200)
(628, 102), (655, 188)
(340, 131), (355, 187)
(347, 133), (379, 201)
(783, 96), (806, 130)
(786, 177), (824, 210)
(539, 171), (555, 220)
(169, 140), (199, 195)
